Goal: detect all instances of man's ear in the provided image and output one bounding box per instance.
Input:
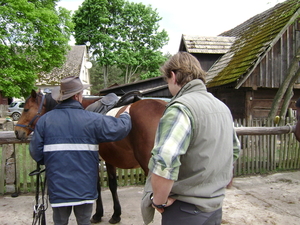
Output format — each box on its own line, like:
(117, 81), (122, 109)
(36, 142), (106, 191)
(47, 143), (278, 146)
(72, 94), (78, 101)
(170, 71), (177, 84)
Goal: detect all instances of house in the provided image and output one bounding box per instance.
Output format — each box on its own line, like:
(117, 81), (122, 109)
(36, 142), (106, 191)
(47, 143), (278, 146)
(179, 35), (235, 71)
(180, 0), (300, 120)
(36, 45), (92, 95)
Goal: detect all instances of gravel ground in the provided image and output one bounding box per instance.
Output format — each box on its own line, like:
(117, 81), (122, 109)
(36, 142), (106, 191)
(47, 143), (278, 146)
(0, 171), (300, 225)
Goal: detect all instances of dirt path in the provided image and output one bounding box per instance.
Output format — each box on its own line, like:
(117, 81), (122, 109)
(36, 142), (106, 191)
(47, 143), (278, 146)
(222, 171), (300, 224)
(0, 171), (299, 225)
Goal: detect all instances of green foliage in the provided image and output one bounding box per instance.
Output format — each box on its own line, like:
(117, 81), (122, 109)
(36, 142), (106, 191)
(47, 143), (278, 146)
(89, 60), (124, 94)
(72, 0), (169, 87)
(0, 0), (73, 98)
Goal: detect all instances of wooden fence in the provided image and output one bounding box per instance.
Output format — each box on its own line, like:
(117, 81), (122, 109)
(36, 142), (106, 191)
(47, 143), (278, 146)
(233, 117), (300, 176)
(0, 142), (146, 194)
(1, 117), (300, 195)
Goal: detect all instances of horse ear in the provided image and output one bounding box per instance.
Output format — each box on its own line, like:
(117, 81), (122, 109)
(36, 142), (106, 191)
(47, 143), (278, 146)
(31, 89), (37, 99)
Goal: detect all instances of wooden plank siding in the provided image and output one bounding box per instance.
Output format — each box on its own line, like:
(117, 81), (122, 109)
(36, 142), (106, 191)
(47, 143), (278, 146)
(210, 87), (300, 119)
(209, 88), (247, 119)
(193, 54), (222, 72)
(242, 21), (300, 89)
(179, 35), (235, 72)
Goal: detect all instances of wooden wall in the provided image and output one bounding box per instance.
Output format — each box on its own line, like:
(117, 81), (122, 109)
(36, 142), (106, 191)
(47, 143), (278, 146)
(209, 88), (247, 119)
(209, 87), (300, 120)
(193, 54), (221, 72)
(243, 19), (300, 89)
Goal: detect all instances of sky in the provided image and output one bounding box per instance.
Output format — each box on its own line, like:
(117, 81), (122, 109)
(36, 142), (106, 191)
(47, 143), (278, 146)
(57, 0), (286, 54)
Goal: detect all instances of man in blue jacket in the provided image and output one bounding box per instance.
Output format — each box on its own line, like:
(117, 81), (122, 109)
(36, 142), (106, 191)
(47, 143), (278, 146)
(30, 76), (132, 225)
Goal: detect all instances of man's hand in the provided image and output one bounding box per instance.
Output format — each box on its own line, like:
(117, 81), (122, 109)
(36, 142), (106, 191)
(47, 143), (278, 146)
(152, 197), (176, 213)
(124, 105), (131, 114)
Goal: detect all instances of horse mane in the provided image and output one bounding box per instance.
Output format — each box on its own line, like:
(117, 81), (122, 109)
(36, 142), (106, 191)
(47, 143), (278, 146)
(44, 93), (58, 112)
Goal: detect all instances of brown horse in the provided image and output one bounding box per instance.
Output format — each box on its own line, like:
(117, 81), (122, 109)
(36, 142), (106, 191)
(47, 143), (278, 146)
(14, 90), (167, 224)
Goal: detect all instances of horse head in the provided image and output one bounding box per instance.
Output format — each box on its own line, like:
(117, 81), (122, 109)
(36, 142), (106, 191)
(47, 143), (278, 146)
(14, 90), (57, 141)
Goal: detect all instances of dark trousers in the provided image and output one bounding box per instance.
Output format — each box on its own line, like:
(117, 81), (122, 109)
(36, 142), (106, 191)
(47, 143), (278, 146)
(162, 200), (222, 225)
(52, 203), (93, 225)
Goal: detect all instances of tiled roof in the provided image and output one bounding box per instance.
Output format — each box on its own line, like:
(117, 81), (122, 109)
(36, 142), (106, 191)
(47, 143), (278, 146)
(37, 45), (85, 85)
(181, 35), (235, 54)
(206, 0), (300, 88)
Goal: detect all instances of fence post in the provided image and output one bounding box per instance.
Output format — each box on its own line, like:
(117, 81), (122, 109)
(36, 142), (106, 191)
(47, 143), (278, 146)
(2, 120), (17, 194)
(0, 105), (4, 118)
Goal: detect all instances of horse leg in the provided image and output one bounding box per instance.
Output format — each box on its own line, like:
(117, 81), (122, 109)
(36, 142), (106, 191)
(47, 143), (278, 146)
(90, 175), (104, 223)
(106, 163), (122, 224)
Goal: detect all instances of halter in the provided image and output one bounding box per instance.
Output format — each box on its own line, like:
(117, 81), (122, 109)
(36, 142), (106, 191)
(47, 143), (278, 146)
(16, 94), (46, 132)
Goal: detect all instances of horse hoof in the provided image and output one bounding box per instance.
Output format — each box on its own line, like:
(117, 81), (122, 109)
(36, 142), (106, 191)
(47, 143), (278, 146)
(109, 217), (121, 224)
(90, 216), (102, 223)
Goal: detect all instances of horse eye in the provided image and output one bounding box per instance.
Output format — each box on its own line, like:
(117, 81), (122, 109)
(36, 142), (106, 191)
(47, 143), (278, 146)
(24, 109), (29, 112)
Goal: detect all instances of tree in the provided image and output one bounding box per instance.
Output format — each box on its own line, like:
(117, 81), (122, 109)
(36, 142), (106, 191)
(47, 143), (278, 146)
(0, 0), (73, 98)
(89, 59), (124, 94)
(268, 1), (300, 121)
(72, 0), (168, 88)
(115, 2), (168, 83)
(268, 46), (300, 121)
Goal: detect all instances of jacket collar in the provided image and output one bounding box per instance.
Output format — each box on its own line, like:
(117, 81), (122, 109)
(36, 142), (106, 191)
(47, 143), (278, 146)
(54, 99), (84, 110)
(168, 79), (207, 105)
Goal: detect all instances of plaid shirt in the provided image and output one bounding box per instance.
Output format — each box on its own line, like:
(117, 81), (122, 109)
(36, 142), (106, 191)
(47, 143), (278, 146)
(148, 103), (192, 180)
(148, 103), (241, 181)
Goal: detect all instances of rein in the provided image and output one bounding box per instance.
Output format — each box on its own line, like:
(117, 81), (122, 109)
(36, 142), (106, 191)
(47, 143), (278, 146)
(29, 163), (47, 225)
(16, 94), (45, 131)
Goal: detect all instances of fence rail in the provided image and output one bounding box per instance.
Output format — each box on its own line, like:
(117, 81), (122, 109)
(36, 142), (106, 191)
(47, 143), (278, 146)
(1, 118), (300, 195)
(233, 117), (300, 176)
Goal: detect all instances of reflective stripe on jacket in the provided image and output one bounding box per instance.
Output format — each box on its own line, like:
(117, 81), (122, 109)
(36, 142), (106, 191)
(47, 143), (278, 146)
(29, 99), (131, 207)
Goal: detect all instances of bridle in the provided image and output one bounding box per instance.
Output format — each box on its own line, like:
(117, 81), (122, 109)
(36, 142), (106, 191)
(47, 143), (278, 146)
(16, 94), (46, 132)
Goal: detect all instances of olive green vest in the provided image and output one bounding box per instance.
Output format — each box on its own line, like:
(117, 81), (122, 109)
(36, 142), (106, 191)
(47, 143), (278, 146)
(168, 79), (233, 212)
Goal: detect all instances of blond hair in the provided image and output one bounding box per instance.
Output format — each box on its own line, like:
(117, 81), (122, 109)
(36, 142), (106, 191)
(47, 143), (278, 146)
(161, 52), (206, 86)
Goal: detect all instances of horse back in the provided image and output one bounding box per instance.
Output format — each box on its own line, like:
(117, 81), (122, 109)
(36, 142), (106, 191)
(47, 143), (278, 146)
(99, 99), (167, 174)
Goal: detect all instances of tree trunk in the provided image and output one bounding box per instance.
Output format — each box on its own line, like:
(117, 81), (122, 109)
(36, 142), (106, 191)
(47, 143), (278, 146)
(280, 68), (300, 118)
(124, 66), (129, 84)
(268, 47), (300, 120)
(103, 65), (108, 88)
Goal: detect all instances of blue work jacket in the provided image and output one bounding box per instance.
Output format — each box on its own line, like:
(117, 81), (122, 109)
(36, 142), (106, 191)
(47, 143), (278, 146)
(29, 99), (131, 207)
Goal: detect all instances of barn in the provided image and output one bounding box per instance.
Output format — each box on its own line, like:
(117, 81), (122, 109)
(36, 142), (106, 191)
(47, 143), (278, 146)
(202, 0), (300, 120)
